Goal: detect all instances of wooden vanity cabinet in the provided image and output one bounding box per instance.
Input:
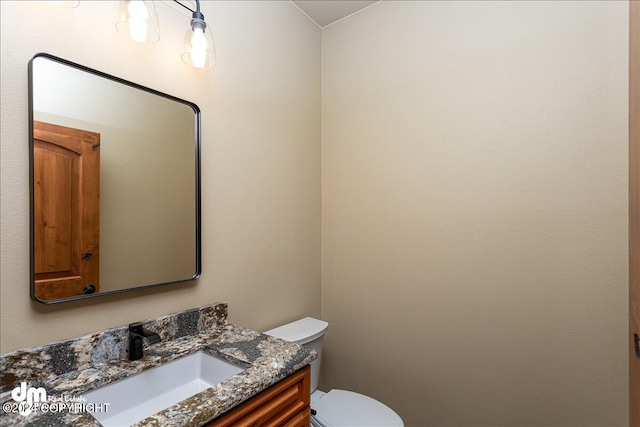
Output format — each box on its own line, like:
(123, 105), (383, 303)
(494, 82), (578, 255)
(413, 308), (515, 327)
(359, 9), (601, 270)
(205, 365), (311, 427)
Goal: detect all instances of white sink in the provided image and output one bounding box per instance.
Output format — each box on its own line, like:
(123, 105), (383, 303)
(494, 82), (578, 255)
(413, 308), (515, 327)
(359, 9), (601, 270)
(84, 351), (244, 427)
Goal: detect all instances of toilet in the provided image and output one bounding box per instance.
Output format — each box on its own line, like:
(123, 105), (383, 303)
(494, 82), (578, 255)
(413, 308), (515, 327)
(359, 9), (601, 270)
(264, 317), (404, 427)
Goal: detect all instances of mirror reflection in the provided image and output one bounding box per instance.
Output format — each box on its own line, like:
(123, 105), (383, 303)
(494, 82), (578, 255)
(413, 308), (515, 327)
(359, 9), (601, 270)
(29, 53), (201, 303)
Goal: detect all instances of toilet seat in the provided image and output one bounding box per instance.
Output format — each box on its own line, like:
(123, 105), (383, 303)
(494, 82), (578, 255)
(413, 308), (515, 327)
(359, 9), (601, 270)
(311, 389), (404, 427)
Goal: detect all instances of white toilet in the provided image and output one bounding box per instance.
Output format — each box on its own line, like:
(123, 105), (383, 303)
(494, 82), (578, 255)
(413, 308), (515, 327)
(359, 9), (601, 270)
(264, 317), (404, 427)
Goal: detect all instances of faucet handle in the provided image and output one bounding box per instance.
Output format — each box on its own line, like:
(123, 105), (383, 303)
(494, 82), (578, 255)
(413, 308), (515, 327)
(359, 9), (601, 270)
(129, 322), (145, 334)
(128, 322), (161, 361)
(129, 322), (162, 343)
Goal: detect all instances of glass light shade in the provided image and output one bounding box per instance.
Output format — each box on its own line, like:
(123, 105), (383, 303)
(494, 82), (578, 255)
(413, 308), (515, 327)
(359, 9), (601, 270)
(46, 1), (79, 7)
(181, 19), (216, 69)
(114, 1), (160, 43)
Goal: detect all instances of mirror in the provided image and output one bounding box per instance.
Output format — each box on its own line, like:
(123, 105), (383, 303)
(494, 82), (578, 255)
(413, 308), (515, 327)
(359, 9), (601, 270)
(29, 53), (201, 304)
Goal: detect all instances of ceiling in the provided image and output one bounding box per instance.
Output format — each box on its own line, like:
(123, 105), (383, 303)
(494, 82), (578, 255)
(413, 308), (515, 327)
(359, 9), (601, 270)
(292, 1), (379, 28)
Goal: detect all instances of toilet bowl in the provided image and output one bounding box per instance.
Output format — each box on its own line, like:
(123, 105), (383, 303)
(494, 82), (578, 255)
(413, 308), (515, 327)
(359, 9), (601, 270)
(264, 317), (404, 427)
(309, 389), (403, 427)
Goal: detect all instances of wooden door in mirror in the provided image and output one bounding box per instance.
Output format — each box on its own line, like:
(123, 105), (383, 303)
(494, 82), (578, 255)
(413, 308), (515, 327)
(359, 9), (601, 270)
(33, 121), (100, 300)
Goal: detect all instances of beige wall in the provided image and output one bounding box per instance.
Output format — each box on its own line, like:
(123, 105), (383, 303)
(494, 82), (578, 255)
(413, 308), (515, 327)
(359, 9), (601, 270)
(322, 1), (628, 426)
(0, 1), (321, 351)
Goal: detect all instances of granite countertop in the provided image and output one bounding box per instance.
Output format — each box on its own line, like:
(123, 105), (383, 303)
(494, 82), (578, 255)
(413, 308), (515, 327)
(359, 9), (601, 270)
(0, 304), (316, 427)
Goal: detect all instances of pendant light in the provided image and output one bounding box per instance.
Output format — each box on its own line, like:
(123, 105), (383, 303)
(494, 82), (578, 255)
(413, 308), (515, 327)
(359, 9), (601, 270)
(180, 1), (216, 69)
(114, 0), (160, 44)
(112, 0), (215, 69)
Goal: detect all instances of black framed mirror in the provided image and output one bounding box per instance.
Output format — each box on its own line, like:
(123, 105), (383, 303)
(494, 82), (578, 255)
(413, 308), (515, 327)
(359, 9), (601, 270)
(29, 53), (201, 304)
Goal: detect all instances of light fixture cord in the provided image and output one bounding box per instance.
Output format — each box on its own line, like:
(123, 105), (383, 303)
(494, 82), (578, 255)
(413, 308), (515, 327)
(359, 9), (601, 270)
(192, 0), (204, 21)
(172, 0), (206, 28)
(172, 0), (195, 14)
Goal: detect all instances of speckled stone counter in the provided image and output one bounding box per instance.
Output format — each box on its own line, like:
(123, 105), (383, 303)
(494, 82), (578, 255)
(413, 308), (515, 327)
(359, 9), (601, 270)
(0, 303), (316, 427)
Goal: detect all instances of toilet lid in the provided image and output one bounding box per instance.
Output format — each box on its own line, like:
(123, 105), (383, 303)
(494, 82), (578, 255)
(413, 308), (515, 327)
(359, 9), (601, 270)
(312, 389), (403, 427)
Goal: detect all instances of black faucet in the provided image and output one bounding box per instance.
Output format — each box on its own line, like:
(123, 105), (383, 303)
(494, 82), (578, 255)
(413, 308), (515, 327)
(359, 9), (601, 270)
(128, 322), (161, 361)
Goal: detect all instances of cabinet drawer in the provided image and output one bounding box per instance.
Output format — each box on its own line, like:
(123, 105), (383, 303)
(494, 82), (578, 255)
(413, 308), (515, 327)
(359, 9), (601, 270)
(283, 408), (311, 427)
(206, 365), (310, 427)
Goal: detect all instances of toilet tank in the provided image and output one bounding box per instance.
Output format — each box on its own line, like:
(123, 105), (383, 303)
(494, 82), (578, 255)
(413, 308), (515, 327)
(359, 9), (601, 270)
(264, 317), (328, 392)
